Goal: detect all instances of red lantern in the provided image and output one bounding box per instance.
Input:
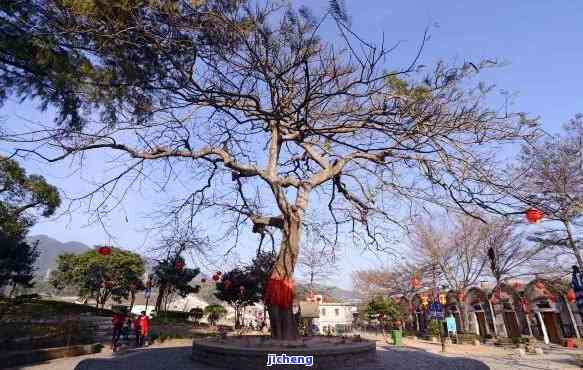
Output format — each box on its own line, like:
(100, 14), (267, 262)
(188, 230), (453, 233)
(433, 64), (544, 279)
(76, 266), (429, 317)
(526, 208), (544, 224)
(512, 282), (523, 289)
(175, 261), (185, 271)
(212, 274), (220, 282)
(567, 289), (576, 303)
(201, 278), (206, 283)
(535, 281), (545, 290)
(97, 246), (112, 256)
(411, 277), (421, 289)
(457, 292), (465, 302)
(549, 295), (557, 303)
(224, 280), (232, 289)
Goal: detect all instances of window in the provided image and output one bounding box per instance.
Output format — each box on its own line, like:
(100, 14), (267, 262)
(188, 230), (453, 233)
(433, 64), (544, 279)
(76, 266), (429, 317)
(321, 308), (326, 316)
(335, 308), (340, 316)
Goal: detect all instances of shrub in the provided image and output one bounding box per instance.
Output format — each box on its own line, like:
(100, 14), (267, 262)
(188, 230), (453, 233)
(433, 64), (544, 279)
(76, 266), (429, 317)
(190, 307), (204, 323)
(204, 304), (227, 326)
(427, 320), (441, 337)
(156, 310), (191, 322)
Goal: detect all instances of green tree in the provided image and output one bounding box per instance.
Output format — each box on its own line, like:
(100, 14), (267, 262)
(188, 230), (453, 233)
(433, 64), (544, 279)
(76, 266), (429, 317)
(50, 248), (145, 308)
(364, 296), (402, 325)
(0, 229), (39, 296)
(0, 157), (60, 237)
(190, 307), (204, 325)
(248, 251), (276, 299)
(204, 304), (227, 326)
(214, 267), (262, 328)
(152, 256), (200, 313)
(0, 0), (249, 129)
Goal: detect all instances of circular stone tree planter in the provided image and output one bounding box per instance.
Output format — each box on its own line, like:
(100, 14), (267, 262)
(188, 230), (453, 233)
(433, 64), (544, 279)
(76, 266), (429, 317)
(192, 335), (376, 369)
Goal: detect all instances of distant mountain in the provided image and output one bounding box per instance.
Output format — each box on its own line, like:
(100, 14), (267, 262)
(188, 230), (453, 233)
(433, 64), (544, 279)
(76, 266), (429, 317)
(296, 283), (358, 302)
(27, 234), (91, 280)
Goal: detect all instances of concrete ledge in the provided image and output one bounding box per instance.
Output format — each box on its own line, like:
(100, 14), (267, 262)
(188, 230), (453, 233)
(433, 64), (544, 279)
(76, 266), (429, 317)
(0, 343), (103, 368)
(192, 336), (376, 370)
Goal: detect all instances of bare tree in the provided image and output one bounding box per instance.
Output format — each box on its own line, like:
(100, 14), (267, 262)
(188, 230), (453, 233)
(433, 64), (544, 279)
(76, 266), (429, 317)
(297, 241), (338, 293)
(3, 2), (537, 339)
(506, 116), (583, 269)
(411, 214), (489, 329)
(484, 217), (547, 284)
(352, 262), (420, 300)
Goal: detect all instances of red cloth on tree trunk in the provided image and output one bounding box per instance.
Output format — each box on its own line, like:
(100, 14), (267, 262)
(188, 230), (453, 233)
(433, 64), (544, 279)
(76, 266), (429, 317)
(264, 274), (294, 308)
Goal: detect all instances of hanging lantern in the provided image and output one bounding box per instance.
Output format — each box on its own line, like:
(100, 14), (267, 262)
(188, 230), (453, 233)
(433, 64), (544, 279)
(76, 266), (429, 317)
(567, 289), (576, 303)
(411, 277), (421, 289)
(175, 261), (185, 271)
(212, 274), (220, 282)
(512, 282), (523, 290)
(201, 278), (206, 283)
(97, 246), (112, 256)
(439, 292), (447, 305)
(525, 208), (544, 224)
(224, 280), (232, 289)
(535, 281), (545, 290)
(549, 295), (557, 303)
(420, 295), (429, 308)
(457, 291), (465, 302)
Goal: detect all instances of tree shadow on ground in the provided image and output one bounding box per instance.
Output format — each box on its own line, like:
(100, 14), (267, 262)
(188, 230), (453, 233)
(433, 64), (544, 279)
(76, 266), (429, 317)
(73, 346), (214, 370)
(370, 346), (490, 370)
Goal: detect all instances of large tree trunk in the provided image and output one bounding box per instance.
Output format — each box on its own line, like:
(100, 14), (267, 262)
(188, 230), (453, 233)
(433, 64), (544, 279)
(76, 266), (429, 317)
(265, 208), (303, 341)
(155, 283), (166, 313)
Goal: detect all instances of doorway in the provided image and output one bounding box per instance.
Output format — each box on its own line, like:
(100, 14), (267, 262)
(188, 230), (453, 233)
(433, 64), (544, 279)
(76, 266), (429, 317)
(476, 311), (488, 337)
(503, 311), (521, 338)
(542, 312), (562, 344)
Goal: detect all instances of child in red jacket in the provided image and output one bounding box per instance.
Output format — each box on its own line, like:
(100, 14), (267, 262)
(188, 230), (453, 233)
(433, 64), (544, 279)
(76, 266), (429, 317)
(139, 311), (149, 346)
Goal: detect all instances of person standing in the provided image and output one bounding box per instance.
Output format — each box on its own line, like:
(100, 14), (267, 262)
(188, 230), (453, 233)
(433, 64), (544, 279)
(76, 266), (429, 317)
(111, 310), (126, 352)
(133, 314), (142, 346)
(139, 311), (150, 346)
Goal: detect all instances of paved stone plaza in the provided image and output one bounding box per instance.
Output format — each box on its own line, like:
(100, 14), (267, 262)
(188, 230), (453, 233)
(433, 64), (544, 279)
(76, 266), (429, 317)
(9, 338), (583, 370)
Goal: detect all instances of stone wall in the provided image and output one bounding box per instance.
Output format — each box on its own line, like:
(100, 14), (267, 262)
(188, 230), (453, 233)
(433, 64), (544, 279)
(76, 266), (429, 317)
(191, 337), (376, 370)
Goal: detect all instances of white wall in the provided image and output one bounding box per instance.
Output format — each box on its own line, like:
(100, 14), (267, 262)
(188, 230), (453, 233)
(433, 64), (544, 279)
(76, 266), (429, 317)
(314, 304), (355, 332)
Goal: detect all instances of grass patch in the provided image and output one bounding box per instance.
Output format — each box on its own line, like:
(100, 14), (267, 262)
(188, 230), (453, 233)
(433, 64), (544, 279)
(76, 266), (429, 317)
(0, 298), (112, 320)
(0, 320), (97, 350)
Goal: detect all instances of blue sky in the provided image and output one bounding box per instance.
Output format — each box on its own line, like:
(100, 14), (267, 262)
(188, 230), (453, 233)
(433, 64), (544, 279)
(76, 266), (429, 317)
(1, 0), (582, 290)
